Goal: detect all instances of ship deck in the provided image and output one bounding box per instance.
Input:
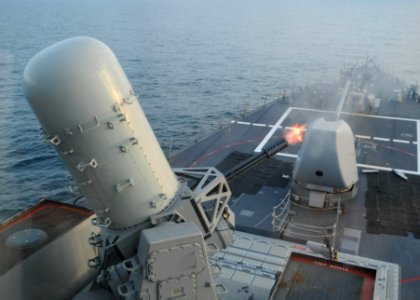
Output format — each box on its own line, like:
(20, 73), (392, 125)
(170, 66), (420, 299)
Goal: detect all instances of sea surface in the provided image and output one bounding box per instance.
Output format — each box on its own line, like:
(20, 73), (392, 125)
(1, 0), (420, 220)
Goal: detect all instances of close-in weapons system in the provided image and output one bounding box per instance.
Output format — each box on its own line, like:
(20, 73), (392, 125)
(16, 37), (291, 299)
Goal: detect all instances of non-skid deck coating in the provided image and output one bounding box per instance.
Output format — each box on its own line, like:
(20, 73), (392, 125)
(171, 103), (420, 173)
(272, 253), (376, 300)
(365, 172), (420, 238)
(170, 82), (420, 299)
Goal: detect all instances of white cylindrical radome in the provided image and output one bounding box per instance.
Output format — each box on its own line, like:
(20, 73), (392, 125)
(23, 37), (179, 229)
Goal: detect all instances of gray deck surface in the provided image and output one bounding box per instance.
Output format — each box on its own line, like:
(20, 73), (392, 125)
(170, 66), (420, 299)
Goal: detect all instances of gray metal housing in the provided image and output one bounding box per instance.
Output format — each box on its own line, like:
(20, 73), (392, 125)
(293, 118), (358, 191)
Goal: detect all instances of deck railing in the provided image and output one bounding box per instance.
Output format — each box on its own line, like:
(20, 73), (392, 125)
(272, 191), (341, 247)
(272, 190), (291, 233)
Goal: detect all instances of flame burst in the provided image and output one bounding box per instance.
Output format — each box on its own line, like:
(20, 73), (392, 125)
(285, 124), (306, 144)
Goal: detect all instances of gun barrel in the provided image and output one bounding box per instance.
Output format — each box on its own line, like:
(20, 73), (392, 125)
(224, 139), (288, 182)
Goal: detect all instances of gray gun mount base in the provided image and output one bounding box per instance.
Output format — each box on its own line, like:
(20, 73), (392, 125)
(75, 167), (234, 300)
(124, 222), (219, 300)
(291, 180), (358, 208)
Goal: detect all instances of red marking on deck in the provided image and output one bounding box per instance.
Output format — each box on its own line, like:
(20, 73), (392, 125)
(290, 253), (376, 300)
(401, 276), (420, 283)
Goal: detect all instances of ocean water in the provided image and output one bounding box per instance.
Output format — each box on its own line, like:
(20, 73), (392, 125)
(1, 0), (420, 219)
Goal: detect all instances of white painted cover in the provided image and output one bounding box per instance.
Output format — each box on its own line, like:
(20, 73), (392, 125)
(23, 37), (178, 228)
(293, 118), (358, 190)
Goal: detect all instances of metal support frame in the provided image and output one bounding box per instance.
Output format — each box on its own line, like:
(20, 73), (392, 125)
(174, 167), (232, 235)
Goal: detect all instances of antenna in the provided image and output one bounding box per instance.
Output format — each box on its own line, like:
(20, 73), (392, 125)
(335, 80), (351, 120)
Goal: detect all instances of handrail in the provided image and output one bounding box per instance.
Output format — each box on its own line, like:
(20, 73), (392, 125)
(272, 191), (342, 244)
